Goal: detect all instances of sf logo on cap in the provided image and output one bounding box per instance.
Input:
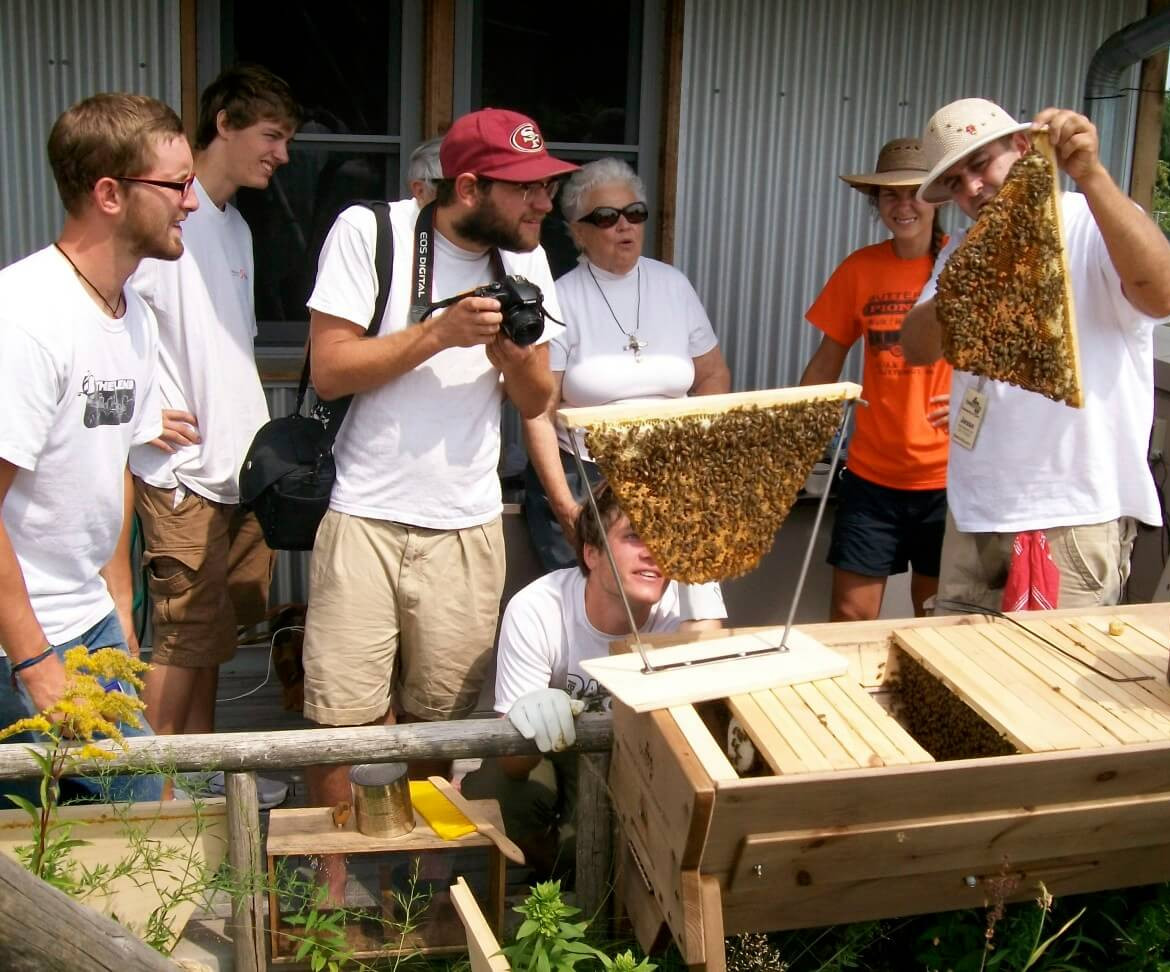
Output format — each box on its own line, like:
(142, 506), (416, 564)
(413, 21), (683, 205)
(510, 123), (543, 153)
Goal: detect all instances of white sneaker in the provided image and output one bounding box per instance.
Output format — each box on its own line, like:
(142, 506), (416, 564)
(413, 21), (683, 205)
(205, 771), (289, 809)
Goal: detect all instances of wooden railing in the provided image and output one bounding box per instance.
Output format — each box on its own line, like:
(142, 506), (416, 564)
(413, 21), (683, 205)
(0, 714), (615, 972)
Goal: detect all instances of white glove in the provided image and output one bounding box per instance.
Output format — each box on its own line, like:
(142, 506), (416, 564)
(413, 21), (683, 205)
(507, 688), (587, 753)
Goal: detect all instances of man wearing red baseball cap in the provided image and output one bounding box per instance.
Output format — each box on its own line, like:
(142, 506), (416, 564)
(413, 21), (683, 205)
(302, 108), (575, 904)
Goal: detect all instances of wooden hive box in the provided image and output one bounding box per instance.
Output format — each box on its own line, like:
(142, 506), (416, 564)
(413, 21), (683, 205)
(608, 604), (1170, 972)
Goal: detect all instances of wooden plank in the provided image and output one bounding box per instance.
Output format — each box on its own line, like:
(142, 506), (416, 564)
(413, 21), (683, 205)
(792, 681), (883, 768)
(697, 874), (726, 972)
(574, 752), (613, 921)
(942, 625), (1107, 750)
(267, 804), (496, 856)
(749, 688), (834, 773)
(582, 628), (848, 712)
(429, 777), (525, 864)
(895, 627), (1057, 752)
(718, 842), (1170, 935)
(656, 0), (685, 264)
(0, 852), (183, 971)
(1128, 40), (1170, 209)
(726, 693), (807, 775)
(558, 382), (861, 428)
(1062, 618), (1170, 688)
(226, 772), (266, 972)
(817, 677), (926, 765)
(669, 705), (738, 782)
(615, 841), (669, 958)
(829, 677), (934, 764)
(698, 742), (1170, 872)
(451, 877), (509, 972)
(422, 0), (455, 135)
(771, 684), (857, 770)
(727, 790), (1170, 891)
(993, 623), (1164, 744)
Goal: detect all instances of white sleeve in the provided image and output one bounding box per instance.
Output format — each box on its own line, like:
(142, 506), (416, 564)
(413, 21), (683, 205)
(676, 581), (727, 622)
(131, 308), (164, 447)
(306, 206), (379, 327)
(493, 591), (559, 714)
(681, 275), (719, 358)
(0, 321), (60, 471)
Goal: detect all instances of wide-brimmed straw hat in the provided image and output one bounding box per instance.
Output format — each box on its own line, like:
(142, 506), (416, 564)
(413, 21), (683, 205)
(839, 138), (929, 192)
(916, 98), (1033, 204)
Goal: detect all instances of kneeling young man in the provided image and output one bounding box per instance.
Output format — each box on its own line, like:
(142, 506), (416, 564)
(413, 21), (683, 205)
(462, 484), (725, 879)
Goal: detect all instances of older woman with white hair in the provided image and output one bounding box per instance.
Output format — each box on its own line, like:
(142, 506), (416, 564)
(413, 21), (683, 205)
(523, 158), (731, 569)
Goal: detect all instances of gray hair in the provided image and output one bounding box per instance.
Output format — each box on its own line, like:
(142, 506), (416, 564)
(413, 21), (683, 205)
(560, 157), (645, 223)
(408, 135), (443, 183)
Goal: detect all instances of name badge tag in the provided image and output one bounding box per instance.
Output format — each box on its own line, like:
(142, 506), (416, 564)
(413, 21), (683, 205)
(952, 387), (988, 450)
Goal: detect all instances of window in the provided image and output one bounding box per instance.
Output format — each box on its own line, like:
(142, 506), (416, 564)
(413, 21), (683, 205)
(211, 0), (422, 345)
(458, 0), (663, 277)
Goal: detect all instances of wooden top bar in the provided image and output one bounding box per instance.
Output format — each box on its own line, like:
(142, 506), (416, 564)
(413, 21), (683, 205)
(725, 673), (934, 777)
(894, 613), (1170, 754)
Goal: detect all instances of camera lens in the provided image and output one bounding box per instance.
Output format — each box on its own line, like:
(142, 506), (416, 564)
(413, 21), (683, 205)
(502, 307), (544, 346)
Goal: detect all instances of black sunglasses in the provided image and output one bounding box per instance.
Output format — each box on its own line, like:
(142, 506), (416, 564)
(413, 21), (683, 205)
(116, 174), (197, 196)
(577, 202), (649, 228)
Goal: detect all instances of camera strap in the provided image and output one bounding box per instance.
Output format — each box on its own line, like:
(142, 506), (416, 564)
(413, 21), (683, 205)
(408, 200), (506, 323)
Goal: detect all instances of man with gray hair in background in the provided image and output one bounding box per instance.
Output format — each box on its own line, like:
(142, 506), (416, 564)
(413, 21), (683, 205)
(406, 134), (442, 206)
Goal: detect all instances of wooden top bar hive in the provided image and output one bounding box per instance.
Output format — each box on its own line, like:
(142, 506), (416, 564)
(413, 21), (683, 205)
(609, 605), (1170, 972)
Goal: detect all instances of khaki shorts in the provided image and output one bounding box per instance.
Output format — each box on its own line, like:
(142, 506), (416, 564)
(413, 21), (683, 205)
(301, 510), (505, 726)
(134, 480), (274, 667)
(935, 512), (1137, 613)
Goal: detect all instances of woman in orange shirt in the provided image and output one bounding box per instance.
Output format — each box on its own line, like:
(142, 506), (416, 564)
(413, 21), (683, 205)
(801, 138), (951, 620)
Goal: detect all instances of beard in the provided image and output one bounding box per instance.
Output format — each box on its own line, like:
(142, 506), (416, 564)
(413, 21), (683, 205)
(121, 193), (184, 262)
(453, 194), (533, 252)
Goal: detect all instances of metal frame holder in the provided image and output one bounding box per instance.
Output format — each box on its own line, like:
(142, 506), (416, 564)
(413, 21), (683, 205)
(564, 398), (858, 675)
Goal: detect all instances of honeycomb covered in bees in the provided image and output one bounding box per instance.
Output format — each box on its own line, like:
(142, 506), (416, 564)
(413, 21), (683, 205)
(889, 650), (1014, 761)
(935, 137), (1082, 408)
(583, 399), (844, 583)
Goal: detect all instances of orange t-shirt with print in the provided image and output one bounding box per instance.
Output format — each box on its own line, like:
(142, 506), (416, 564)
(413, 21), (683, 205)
(805, 239), (951, 490)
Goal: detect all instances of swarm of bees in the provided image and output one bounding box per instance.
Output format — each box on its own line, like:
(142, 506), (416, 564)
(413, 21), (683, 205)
(583, 400), (844, 583)
(888, 650), (1014, 761)
(936, 134), (1082, 408)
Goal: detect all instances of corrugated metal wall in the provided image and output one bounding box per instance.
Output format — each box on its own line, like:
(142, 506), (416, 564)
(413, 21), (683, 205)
(0, 0), (180, 267)
(675, 0), (1147, 392)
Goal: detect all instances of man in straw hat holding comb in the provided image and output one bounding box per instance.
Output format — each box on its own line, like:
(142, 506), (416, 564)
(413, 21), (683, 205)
(901, 98), (1170, 611)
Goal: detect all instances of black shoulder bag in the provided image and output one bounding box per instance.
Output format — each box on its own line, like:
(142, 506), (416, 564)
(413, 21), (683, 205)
(239, 201), (394, 551)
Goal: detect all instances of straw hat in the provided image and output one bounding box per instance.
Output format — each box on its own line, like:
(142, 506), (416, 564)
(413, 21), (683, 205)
(916, 98), (1033, 204)
(839, 138), (930, 192)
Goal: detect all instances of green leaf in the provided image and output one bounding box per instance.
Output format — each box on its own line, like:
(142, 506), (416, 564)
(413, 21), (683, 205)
(537, 949), (552, 972)
(517, 918), (539, 939)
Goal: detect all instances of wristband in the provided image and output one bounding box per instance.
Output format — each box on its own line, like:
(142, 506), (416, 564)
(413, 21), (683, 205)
(10, 647), (55, 688)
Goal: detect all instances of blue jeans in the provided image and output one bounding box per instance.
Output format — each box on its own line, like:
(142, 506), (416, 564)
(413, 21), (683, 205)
(0, 611), (163, 806)
(523, 453), (603, 572)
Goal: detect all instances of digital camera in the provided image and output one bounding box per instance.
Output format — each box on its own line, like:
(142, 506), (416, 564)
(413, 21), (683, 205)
(473, 275), (547, 346)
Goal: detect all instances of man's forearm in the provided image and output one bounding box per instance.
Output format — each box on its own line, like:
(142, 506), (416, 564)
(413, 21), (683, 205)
(0, 524), (49, 664)
(501, 346), (554, 419)
(900, 299), (943, 365)
(99, 467), (136, 649)
(310, 311), (447, 401)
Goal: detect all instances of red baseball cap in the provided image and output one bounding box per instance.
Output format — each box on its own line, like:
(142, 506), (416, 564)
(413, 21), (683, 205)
(440, 108), (578, 182)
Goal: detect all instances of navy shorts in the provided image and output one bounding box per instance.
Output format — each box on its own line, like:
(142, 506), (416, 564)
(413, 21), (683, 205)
(827, 468), (947, 578)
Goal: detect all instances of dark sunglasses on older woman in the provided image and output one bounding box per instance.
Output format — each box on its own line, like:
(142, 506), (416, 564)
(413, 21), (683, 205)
(577, 202), (649, 228)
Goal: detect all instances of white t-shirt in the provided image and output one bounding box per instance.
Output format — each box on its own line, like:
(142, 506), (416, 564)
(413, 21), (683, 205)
(128, 178), (270, 504)
(0, 247), (162, 643)
(920, 192), (1163, 532)
(493, 568), (727, 713)
(552, 257), (720, 455)
(308, 200), (564, 529)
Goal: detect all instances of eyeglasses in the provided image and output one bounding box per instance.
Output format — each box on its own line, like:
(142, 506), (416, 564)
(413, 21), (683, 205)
(479, 177), (561, 202)
(577, 202), (649, 228)
(116, 174), (197, 197)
